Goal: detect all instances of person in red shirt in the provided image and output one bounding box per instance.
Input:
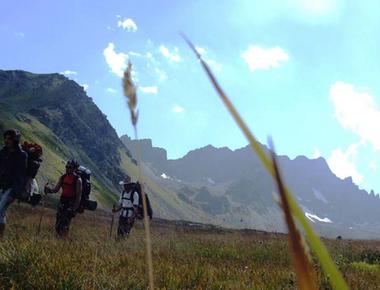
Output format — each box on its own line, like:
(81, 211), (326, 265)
(45, 160), (82, 237)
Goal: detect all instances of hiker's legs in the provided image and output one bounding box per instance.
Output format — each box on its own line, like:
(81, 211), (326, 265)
(125, 217), (135, 235)
(117, 216), (130, 238)
(0, 188), (13, 237)
(55, 203), (73, 237)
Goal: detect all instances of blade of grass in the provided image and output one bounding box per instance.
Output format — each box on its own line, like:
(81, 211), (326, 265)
(133, 126), (154, 289)
(269, 137), (317, 290)
(123, 62), (154, 289)
(182, 34), (349, 290)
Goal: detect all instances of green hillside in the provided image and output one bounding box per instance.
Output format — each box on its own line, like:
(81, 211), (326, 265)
(0, 69), (216, 223)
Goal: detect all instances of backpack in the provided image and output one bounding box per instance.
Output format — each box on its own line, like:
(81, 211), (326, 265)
(22, 141), (43, 179)
(76, 166), (97, 213)
(129, 182), (153, 220)
(18, 141), (43, 205)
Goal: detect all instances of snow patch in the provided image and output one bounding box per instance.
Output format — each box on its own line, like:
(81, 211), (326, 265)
(305, 212), (332, 223)
(312, 188), (328, 204)
(207, 177), (215, 185)
(161, 173), (171, 179)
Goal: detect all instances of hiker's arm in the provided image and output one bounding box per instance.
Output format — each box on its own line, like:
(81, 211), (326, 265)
(11, 151), (28, 197)
(112, 204), (122, 212)
(46, 177), (63, 194)
(113, 196), (123, 212)
(74, 178), (82, 209)
(133, 191), (139, 213)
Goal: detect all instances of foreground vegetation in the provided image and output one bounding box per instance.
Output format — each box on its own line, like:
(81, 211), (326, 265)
(0, 204), (379, 289)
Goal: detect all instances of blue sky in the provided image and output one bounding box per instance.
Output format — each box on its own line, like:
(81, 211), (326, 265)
(1, 0), (380, 194)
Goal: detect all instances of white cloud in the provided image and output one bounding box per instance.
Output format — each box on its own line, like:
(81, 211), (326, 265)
(327, 143), (363, 184)
(139, 86), (158, 95)
(195, 45), (222, 71)
(81, 84), (89, 91)
(159, 45), (181, 62)
(106, 88), (117, 94)
(241, 45), (289, 72)
(117, 18), (138, 32)
(172, 105), (185, 113)
(103, 42), (128, 77)
(61, 70), (78, 76)
(369, 160), (377, 172)
(195, 46), (206, 55)
(312, 148), (321, 159)
(155, 67), (168, 81)
(330, 81), (380, 150)
(205, 59), (222, 72)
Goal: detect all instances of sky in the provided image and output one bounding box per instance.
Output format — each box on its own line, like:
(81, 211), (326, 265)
(1, 0), (380, 194)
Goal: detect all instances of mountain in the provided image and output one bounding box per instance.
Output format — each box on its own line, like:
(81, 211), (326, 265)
(0, 70), (213, 223)
(121, 134), (380, 239)
(3, 69), (379, 239)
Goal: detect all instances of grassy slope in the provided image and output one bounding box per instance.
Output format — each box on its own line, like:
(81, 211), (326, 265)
(0, 105), (214, 222)
(0, 108), (115, 207)
(0, 204), (380, 289)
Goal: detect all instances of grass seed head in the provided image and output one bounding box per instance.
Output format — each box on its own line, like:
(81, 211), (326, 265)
(122, 61), (138, 126)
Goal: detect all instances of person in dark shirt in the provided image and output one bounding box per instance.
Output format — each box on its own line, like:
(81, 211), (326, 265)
(0, 129), (28, 237)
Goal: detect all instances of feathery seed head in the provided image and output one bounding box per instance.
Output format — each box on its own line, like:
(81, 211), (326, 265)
(122, 61), (138, 125)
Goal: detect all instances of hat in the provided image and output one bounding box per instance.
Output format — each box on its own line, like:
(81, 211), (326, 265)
(119, 175), (132, 185)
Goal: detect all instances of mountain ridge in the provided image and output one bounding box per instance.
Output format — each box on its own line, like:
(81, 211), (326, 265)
(121, 133), (380, 239)
(1, 69), (379, 239)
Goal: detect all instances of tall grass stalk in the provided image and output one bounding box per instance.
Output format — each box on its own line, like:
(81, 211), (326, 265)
(123, 61), (154, 289)
(183, 34), (349, 290)
(269, 138), (317, 290)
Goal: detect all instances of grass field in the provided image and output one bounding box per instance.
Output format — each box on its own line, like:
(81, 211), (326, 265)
(0, 203), (380, 289)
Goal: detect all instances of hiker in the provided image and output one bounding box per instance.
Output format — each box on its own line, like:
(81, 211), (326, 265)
(45, 160), (82, 236)
(0, 129), (28, 237)
(113, 176), (139, 238)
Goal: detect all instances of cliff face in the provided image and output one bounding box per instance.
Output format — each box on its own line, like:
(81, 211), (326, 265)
(121, 134), (380, 239)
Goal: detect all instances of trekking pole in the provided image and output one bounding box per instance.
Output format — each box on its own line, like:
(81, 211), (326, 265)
(37, 181), (49, 235)
(109, 204), (115, 238)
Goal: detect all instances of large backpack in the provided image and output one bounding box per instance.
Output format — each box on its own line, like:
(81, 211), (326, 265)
(19, 141), (43, 206)
(131, 182), (153, 220)
(22, 141), (43, 179)
(76, 166), (97, 213)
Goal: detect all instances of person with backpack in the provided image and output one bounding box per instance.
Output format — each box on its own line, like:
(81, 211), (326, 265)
(19, 141), (43, 206)
(45, 160), (82, 237)
(113, 176), (139, 238)
(76, 166), (97, 213)
(0, 129), (28, 237)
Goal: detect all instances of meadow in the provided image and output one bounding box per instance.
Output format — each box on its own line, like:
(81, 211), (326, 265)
(0, 203), (379, 289)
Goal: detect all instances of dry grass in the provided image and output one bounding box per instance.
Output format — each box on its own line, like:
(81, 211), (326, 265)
(122, 61), (154, 288)
(0, 204), (380, 289)
(183, 35), (348, 289)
